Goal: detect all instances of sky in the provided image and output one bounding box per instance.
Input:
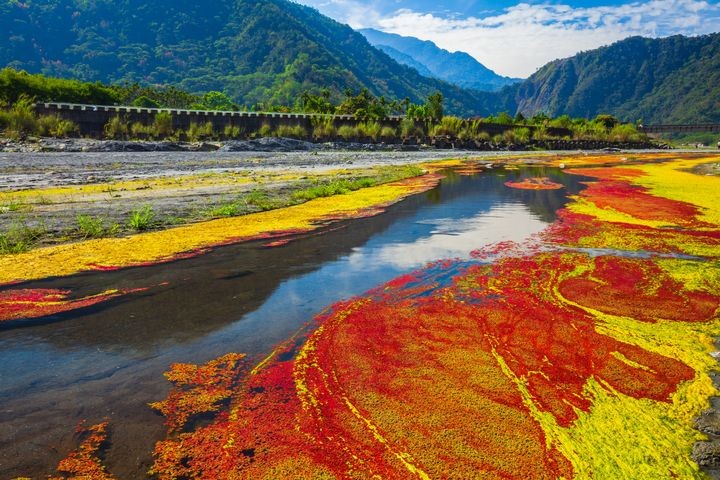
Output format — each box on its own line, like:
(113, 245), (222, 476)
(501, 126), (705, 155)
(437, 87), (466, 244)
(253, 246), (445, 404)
(296, 0), (720, 78)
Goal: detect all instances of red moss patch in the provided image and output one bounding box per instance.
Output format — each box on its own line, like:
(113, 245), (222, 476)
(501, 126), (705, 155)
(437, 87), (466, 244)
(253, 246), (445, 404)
(50, 421), (114, 480)
(0, 287), (144, 322)
(505, 177), (564, 190)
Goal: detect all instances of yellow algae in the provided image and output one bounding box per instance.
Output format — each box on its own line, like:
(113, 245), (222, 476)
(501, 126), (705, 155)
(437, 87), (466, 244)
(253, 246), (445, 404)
(0, 171), (261, 203)
(0, 177), (434, 284)
(567, 195), (674, 229)
(633, 156), (720, 226)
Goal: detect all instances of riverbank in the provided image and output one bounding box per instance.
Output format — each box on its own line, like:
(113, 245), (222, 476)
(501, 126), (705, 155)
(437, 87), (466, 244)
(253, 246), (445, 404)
(0, 135), (665, 154)
(0, 150), (697, 263)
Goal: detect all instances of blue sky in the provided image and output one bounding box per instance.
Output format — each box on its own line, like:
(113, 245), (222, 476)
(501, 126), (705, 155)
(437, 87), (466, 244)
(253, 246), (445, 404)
(296, 0), (720, 77)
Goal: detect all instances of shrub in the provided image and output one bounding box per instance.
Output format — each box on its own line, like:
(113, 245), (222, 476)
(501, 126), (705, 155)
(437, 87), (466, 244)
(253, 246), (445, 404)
(104, 116), (129, 139)
(258, 123), (272, 137)
(275, 124), (307, 139)
(514, 127), (531, 143)
(380, 126), (397, 138)
(502, 129), (517, 144)
(476, 131), (491, 141)
(131, 122), (152, 138)
(337, 125), (358, 140)
(187, 121), (214, 141)
(3, 95), (37, 139)
(357, 121), (381, 141)
(223, 125), (243, 138)
(532, 125), (549, 141)
(609, 123), (644, 142)
(128, 205), (154, 231)
(311, 116), (336, 139)
(37, 114), (78, 137)
(430, 116), (464, 137)
(152, 111), (173, 138)
(400, 118), (423, 138)
(458, 120), (484, 140)
(492, 134), (503, 144)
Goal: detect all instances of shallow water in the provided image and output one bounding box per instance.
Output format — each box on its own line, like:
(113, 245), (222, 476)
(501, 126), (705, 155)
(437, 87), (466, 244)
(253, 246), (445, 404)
(0, 166), (587, 478)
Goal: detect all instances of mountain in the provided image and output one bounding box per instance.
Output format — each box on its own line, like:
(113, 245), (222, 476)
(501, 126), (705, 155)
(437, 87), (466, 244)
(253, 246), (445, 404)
(374, 45), (435, 78)
(360, 28), (521, 92)
(510, 33), (720, 123)
(0, 0), (489, 115)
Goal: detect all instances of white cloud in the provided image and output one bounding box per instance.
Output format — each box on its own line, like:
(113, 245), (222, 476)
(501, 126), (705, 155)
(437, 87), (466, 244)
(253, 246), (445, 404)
(298, 0), (720, 77)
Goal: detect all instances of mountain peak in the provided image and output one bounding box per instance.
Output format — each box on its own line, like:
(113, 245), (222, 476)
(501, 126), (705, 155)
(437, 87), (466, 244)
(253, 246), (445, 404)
(359, 28), (521, 92)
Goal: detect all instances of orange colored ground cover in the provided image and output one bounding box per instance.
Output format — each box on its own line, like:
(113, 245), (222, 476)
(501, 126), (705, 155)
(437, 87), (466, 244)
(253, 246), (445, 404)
(50, 155), (720, 478)
(504, 177), (564, 190)
(0, 287), (145, 323)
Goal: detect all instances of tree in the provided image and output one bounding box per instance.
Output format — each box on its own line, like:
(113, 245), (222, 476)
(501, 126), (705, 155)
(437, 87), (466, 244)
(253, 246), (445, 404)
(195, 91), (239, 111)
(132, 95), (160, 108)
(298, 88), (334, 114)
(426, 92), (443, 120)
(336, 89), (389, 120)
(593, 114), (619, 130)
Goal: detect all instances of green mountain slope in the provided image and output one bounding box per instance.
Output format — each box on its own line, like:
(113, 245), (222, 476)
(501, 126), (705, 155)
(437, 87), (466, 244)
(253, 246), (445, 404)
(0, 0), (488, 115)
(512, 33), (720, 123)
(360, 28), (521, 92)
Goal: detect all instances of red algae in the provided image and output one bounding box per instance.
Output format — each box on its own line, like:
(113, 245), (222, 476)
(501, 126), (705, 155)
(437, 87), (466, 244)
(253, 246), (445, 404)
(149, 353), (248, 432)
(47, 155), (720, 478)
(50, 421), (114, 480)
(504, 177), (564, 190)
(0, 287), (146, 323)
(559, 255), (719, 323)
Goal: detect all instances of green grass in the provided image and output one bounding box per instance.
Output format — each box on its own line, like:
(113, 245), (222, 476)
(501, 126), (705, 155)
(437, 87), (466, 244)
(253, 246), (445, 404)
(75, 214), (105, 238)
(207, 202), (241, 218)
(0, 220), (45, 255)
(128, 205), (155, 231)
(0, 201), (33, 213)
(291, 178), (376, 202)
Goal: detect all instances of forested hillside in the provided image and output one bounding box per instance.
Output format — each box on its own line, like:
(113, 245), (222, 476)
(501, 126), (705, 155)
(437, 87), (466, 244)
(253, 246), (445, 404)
(510, 33), (720, 123)
(0, 0), (488, 115)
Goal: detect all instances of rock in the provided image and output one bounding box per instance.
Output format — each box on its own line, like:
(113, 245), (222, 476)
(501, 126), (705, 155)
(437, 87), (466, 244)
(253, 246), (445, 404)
(697, 410), (720, 436)
(694, 441), (720, 467)
(219, 137), (319, 152)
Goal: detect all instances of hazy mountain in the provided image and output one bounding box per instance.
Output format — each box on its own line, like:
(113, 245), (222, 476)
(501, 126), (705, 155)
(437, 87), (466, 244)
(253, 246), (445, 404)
(360, 28), (521, 92)
(374, 45), (435, 78)
(510, 33), (720, 123)
(0, 0), (489, 115)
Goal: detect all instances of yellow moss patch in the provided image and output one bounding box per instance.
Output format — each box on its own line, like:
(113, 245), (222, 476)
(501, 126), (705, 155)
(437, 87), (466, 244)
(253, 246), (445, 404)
(0, 177), (436, 284)
(567, 196), (673, 229)
(0, 171), (262, 204)
(633, 156), (720, 226)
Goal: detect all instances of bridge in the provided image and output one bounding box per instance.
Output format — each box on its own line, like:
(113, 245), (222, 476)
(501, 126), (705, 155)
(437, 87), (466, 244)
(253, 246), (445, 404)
(639, 124), (720, 134)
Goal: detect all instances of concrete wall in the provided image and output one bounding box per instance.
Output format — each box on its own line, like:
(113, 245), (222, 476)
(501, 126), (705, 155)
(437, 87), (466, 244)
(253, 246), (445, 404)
(35, 102), (572, 139)
(639, 124), (720, 134)
(35, 103), (404, 137)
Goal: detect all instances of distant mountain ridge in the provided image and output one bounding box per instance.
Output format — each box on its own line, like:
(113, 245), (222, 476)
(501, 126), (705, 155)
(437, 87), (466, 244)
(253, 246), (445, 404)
(360, 28), (521, 92)
(505, 33), (720, 123)
(0, 0), (488, 115)
(1, 0), (718, 123)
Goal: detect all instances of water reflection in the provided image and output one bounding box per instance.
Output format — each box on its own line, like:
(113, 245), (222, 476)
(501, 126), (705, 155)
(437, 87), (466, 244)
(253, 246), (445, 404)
(0, 166), (587, 478)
